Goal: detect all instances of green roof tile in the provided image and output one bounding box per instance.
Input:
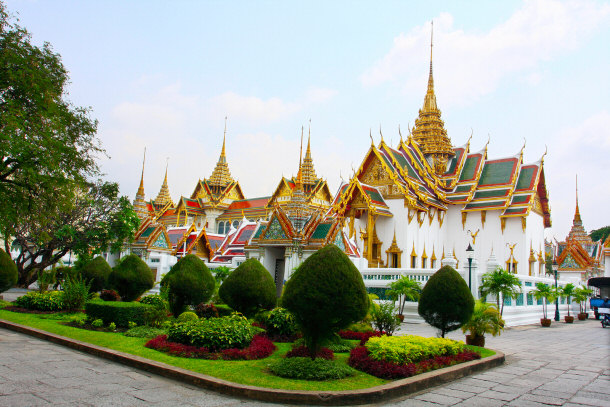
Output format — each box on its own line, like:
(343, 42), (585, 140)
(516, 167), (535, 190)
(311, 223), (332, 239)
(479, 160), (515, 186)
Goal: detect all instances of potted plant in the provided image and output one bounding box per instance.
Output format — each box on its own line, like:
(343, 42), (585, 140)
(561, 283), (575, 323)
(479, 267), (522, 317)
(386, 276), (421, 323)
(574, 286), (593, 320)
(461, 300), (504, 347)
(532, 282), (557, 327)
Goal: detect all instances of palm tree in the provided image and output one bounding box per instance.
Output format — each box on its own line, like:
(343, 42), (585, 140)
(560, 283), (575, 317)
(386, 276), (422, 316)
(573, 286), (593, 314)
(461, 301), (505, 346)
(531, 282), (557, 320)
(479, 267), (522, 316)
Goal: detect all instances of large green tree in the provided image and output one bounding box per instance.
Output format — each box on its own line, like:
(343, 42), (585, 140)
(589, 226), (610, 243)
(0, 2), (138, 286)
(10, 181), (139, 287)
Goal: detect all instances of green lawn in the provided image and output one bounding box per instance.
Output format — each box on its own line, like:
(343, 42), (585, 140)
(0, 309), (495, 391)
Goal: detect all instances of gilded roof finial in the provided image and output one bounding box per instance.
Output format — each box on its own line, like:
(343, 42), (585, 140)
(209, 117), (234, 187)
(369, 128), (374, 146)
(301, 120), (317, 185)
(155, 157), (174, 207)
(138, 147), (146, 196)
(379, 124), (384, 142)
(398, 125), (403, 144)
(299, 125), (304, 170)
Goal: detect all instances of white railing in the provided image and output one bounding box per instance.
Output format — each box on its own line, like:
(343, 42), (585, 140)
(362, 267), (578, 327)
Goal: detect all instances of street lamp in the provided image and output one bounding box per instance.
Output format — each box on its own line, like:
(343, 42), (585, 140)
(552, 259), (559, 321)
(466, 243), (474, 291)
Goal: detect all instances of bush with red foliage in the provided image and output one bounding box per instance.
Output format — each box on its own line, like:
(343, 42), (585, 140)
(338, 330), (385, 345)
(145, 334), (275, 360)
(285, 345), (334, 360)
(348, 346), (481, 380)
(99, 289), (121, 302)
(194, 302), (219, 319)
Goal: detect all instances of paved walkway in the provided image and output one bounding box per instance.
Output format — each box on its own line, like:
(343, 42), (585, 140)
(0, 320), (608, 406)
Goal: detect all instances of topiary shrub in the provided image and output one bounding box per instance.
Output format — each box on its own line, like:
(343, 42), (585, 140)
(269, 357), (356, 380)
(80, 256), (112, 293)
(418, 265), (475, 337)
(108, 254), (154, 302)
(14, 291), (64, 311)
(0, 248), (17, 293)
(218, 259), (276, 317)
(282, 244), (369, 358)
(85, 299), (154, 327)
(160, 255), (215, 316)
(167, 314), (257, 351)
(177, 311), (199, 322)
(140, 294), (167, 310)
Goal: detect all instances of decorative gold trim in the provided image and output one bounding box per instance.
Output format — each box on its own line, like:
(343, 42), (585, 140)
(408, 208), (416, 224)
(428, 208), (435, 225)
(385, 230), (403, 268)
(521, 216), (527, 232)
(461, 212), (467, 230)
(501, 217), (506, 233)
(481, 210), (486, 227)
(417, 211), (425, 227)
(438, 210), (445, 227)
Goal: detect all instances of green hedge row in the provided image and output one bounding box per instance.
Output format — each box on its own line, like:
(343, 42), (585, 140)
(85, 299), (154, 327)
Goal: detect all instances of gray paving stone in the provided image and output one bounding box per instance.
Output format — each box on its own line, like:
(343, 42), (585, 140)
(569, 396), (610, 406)
(452, 397), (505, 407)
(0, 393), (50, 406)
(490, 384), (532, 395)
(414, 392), (462, 405)
(518, 393), (566, 405)
(432, 387), (476, 399)
(477, 389), (520, 401)
(530, 388), (574, 399)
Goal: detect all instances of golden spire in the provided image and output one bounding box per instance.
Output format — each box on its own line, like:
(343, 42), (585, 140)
(209, 117), (234, 187)
(155, 158), (174, 207)
(137, 147), (146, 197)
(567, 174), (592, 246)
(412, 21), (455, 175)
(301, 120), (318, 185)
(133, 147), (149, 220)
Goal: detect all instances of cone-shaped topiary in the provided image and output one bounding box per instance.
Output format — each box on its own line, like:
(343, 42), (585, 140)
(80, 256), (112, 293)
(418, 265), (475, 338)
(282, 244), (369, 358)
(160, 254), (215, 316)
(218, 259), (276, 317)
(108, 254), (154, 302)
(0, 248), (18, 293)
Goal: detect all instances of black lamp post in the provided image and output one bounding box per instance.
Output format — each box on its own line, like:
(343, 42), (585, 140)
(552, 259), (559, 321)
(466, 243), (474, 292)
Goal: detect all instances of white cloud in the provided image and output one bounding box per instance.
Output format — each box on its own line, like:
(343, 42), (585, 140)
(210, 87), (337, 124)
(546, 111), (610, 239)
(361, 0), (610, 106)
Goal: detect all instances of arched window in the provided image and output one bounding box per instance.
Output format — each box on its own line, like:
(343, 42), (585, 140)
(232, 220), (239, 229)
(218, 221), (225, 235)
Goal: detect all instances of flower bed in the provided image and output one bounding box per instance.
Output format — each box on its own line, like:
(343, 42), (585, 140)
(285, 345), (334, 360)
(145, 333), (276, 360)
(348, 346), (481, 379)
(338, 329), (385, 345)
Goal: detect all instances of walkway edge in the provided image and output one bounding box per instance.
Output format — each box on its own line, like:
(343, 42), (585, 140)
(0, 319), (505, 405)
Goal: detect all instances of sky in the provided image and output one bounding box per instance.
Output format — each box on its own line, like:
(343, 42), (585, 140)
(6, 0), (610, 241)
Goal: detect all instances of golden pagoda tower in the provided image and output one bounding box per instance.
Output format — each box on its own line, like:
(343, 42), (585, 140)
(208, 117), (235, 190)
(411, 22), (455, 175)
(301, 124), (318, 185)
(567, 176), (593, 246)
(133, 148), (150, 220)
(286, 130), (313, 232)
(154, 159), (174, 208)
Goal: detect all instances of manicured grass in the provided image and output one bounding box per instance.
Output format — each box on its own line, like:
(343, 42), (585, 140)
(0, 309), (386, 391)
(0, 309), (496, 391)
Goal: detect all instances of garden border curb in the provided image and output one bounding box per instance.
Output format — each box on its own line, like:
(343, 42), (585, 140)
(0, 319), (505, 405)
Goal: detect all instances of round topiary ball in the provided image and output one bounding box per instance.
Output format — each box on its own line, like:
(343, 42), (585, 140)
(218, 259), (276, 317)
(282, 244), (369, 357)
(108, 254), (154, 302)
(160, 254), (215, 316)
(80, 256), (112, 293)
(418, 265), (474, 338)
(0, 248), (18, 293)
(177, 311), (199, 322)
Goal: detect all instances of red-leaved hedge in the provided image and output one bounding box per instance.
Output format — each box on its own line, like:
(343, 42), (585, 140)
(348, 346), (481, 379)
(285, 345), (334, 360)
(145, 334), (276, 360)
(338, 330), (385, 345)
